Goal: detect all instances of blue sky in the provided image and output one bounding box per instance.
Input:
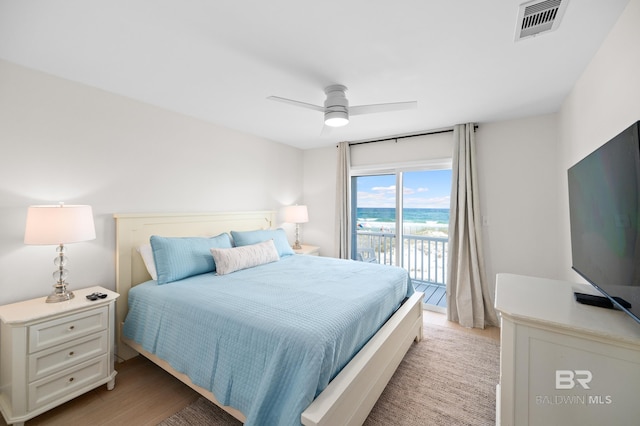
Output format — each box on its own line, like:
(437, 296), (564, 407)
(356, 170), (451, 209)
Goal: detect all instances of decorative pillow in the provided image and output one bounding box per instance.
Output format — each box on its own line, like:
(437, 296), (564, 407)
(136, 244), (158, 280)
(150, 233), (233, 285)
(230, 228), (294, 257)
(210, 239), (280, 275)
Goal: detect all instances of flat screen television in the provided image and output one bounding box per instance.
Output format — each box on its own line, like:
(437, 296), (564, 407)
(568, 120), (640, 324)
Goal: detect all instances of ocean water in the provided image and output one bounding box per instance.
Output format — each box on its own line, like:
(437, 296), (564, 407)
(356, 207), (449, 225)
(357, 207), (449, 227)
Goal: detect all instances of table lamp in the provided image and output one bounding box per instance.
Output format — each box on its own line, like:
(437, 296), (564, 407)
(284, 205), (309, 250)
(24, 204), (96, 303)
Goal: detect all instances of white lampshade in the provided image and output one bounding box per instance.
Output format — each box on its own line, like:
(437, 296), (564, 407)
(24, 204), (96, 303)
(25, 204), (96, 245)
(284, 205), (309, 224)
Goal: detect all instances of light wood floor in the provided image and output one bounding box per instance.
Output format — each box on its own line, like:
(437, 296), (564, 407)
(423, 309), (501, 341)
(2, 311), (499, 426)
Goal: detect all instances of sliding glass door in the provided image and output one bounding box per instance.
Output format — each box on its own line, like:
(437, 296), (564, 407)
(351, 168), (451, 310)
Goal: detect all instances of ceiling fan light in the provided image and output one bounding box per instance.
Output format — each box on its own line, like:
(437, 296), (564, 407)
(325, 111), (349, 127)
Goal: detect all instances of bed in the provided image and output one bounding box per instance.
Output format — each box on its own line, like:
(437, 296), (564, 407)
(114, 211), (424, 426)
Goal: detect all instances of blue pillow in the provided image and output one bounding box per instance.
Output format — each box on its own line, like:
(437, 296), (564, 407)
(150, 233), (233, 285)
(230, 228), (295, 257)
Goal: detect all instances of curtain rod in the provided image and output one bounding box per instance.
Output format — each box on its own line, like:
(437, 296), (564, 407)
(347, 125), (478, 146)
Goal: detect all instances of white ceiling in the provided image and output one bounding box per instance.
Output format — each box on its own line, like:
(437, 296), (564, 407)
(0, 0), (630, 150)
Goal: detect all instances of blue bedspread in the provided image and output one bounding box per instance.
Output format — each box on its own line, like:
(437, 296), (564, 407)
(123, 255), (413, 425)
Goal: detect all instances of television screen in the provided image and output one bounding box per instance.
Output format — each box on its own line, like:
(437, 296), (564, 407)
(568, 120), (640, 324)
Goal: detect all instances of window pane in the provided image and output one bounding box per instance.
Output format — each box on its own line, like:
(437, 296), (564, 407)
(402, 170), (451, 237)
(352, 174), (397, 265)
(402, 169), (451, 309)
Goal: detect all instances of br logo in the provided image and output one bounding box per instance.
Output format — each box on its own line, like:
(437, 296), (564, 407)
(555, 370), (592, 390)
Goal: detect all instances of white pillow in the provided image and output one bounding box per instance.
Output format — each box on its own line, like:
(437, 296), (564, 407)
(137, 244), (158, 280)
(210, 240), (280, 275)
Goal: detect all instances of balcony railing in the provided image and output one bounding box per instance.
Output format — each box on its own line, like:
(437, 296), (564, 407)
(356, 231), (448, 307)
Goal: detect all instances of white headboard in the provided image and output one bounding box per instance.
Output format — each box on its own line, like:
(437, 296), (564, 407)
(113, 210), (275, 359)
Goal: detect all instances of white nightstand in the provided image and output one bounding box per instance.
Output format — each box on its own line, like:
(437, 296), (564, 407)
(0, 286), (119, 426)
(293, 244), (320, 256)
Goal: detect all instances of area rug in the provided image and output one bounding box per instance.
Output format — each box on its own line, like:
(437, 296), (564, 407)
(158, 323), (499, 426)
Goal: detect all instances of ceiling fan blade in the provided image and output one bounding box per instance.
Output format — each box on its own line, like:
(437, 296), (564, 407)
(267, 96), (325, 113)
(350, 101), (418, 116)
(320, 123), (333, 136)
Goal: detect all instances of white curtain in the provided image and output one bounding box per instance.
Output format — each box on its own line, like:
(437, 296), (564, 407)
(447, 124), (499, 328)
(335, 142), (351, 259)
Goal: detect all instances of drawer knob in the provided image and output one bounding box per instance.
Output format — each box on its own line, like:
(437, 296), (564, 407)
(68, 325), (75, 331)
(68, 351), (75, 357)
(68, 377), (74, 383)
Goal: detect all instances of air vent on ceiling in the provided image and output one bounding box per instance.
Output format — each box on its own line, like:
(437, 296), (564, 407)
(515, 0), (568, 41)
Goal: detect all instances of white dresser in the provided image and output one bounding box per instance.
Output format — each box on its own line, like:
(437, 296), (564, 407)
(495, 274), (640, 426)
(0, 286), (118, 426)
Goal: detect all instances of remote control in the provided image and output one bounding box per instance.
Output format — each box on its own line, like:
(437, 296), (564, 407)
(86, 292), (108, 301)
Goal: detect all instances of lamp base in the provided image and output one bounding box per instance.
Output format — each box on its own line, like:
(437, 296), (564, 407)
(47, 245), (74, 303)
(293, 223), (303, 250)
(46, 288), (75, 303)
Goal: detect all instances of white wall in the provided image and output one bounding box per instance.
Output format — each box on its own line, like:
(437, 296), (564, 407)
(302, 145), (337, 256)
(476, 115), (562, 284)
(557, 0), (640, 282)
(0, 60), (303, 305)
(350, 132), (453, 170)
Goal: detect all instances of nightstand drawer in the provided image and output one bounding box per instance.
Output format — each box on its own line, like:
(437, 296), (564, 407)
(29, 330), (109, 381)
(28, 306), (108, 353)
(29, 354), (108, 411)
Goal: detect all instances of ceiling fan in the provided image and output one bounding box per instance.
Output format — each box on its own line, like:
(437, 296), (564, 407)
(267, 85), (417, 128)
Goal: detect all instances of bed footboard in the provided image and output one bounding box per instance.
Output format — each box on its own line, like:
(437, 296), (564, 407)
(301, 291), (424, 426)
